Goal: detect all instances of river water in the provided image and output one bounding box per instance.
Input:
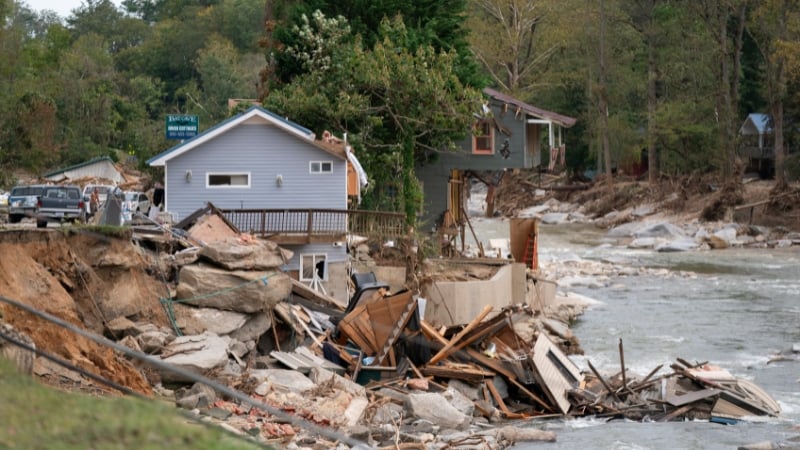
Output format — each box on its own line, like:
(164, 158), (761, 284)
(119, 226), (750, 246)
(465, 215), (800, 450)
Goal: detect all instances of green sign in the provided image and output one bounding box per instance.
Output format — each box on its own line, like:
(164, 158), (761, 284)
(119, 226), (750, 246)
(165, 115), (199, 140)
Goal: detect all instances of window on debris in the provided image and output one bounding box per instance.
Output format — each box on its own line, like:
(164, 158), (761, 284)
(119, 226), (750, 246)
(472, 120), (494, 154)
(300, 254), (327, 281)
(207, 172), (250, 188)
(309, 161), (333, 174)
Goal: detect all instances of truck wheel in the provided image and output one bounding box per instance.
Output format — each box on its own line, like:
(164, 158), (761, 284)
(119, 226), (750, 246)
(9, 214), (22, 223)
(36, 219), (47, 228)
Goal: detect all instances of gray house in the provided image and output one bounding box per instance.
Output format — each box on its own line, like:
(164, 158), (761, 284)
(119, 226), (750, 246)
(416, 88), (576, 232)
(148, 106), (357, 302)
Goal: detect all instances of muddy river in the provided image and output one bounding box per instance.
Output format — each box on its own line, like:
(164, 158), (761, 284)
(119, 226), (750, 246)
(466, 216), (800, 449)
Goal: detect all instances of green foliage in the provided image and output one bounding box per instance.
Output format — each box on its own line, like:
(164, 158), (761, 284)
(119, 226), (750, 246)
(267, 14), (482, 220)
(0, 359), (263, 450)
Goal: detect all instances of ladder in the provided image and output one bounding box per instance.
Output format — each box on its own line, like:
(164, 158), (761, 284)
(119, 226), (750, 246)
(522, 232), (538, 270)
(374, 299), (418, 365)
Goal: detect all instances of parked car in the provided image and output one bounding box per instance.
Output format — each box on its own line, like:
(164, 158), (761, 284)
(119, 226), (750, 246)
(36, 185), (86, 228)
(82, 184), (115, 217)
(7, 184), (46, 223)
(0, 190), (8, 214)
(122, 191), (150, 223)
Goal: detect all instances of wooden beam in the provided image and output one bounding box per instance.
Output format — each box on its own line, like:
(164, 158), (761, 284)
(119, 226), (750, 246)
(428, 305), (493, 365)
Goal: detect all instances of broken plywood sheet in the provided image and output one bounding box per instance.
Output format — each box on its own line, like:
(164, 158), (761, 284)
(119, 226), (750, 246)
(187, 213), (239, 245)
(532, 333), (583, 414)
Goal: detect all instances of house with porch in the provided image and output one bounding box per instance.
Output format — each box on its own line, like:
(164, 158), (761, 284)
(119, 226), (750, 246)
(147, 106), (400, 303)
(416, 87), (576, 236)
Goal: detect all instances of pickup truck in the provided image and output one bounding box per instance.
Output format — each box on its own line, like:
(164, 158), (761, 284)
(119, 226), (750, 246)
(7, 184), (46, 223)
(36, 185), (86, 228)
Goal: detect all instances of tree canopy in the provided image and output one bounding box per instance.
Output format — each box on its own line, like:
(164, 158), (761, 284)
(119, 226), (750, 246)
(0, 0), (799, 205)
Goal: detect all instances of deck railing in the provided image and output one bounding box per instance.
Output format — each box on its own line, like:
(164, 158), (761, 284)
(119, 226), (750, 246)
(219, 208), (407, 242)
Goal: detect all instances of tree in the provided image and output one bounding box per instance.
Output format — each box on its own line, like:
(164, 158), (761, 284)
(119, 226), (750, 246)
(748, 0), (800, 185)
(266, 0), (484, 87)
(466, 0), (557, 97)
(265, 15), (483, 222)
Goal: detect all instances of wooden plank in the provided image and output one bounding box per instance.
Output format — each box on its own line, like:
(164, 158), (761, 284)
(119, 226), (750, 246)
(291, 278), (346, 311)
(428, 305), (493, 365)
(420, 320), (449, 346)
(465, 348), (518, 380)
(486, 377), (511, 415)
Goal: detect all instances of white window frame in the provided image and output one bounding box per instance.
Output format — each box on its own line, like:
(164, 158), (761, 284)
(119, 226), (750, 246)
(206, 172), (251, 188)
(309, 161), (333, 174)
(299, 253), (328, 281)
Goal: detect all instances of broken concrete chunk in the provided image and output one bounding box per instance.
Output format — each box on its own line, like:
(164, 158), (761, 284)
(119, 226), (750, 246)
(443, 386), (475, 417)
(309, 366), (366, 397)
(249, 369), (316, 393)
(405, 393), (471, 430)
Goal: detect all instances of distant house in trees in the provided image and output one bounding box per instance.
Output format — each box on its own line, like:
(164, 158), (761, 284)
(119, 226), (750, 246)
(415, 87), (576, 233)
(739, 113), (775, 178)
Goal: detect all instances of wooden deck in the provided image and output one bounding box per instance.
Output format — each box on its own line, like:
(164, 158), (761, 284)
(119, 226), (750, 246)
(219, 208), (406, 243)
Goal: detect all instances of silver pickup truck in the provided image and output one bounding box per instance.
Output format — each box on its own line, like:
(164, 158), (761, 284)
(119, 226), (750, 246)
(36, 185), (86, 228)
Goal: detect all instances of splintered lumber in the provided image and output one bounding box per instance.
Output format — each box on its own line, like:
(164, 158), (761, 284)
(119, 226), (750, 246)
(587, 360), (621, 402)
(465, 348), (518, 380)
(290, 278), (345, 311)
(619, 338), (627, 389)
(508, 378), (555, 413)
(420, 320), (449, 346)
(421, 363), (494, 383)
(428, 305), (493, 365)
(486, 378), (512, 415)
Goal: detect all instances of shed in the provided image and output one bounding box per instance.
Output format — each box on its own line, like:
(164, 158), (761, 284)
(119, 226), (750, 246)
(43, 156), (124, 184)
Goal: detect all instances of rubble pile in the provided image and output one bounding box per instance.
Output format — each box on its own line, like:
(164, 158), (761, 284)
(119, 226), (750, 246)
(0, 207), (784, 449)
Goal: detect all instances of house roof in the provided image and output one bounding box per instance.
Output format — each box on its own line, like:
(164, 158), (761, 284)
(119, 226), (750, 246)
(147, 106), (345, 167)
(483, 87), (577, 128)
(740, 113), (773, 136)
(43, 156), (116, 178)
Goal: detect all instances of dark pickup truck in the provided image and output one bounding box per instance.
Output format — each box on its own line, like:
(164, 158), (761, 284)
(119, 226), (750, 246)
(36, 185), (86, 228)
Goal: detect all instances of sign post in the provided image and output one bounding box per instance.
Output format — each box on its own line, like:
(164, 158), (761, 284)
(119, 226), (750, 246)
(165, 115), (199, 140)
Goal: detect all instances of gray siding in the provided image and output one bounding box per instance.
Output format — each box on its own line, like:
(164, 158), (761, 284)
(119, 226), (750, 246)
(416, 102), (544, 229)
(164, 123), (346, 221)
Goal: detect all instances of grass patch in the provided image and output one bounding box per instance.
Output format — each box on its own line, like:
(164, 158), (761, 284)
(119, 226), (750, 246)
(0, 359), (268, 450)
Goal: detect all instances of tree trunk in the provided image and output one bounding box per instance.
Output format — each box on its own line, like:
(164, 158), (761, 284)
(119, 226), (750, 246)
(599, 0), (613, 191)
(647, 27), (657, 185)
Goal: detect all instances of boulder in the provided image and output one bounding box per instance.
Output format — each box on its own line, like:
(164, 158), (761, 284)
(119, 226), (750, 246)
(541, 212), (569, 225)
(633, 222), (685, 239)
(176, 263), (292, 313)
(199, 237), (292, 270)
(656, 237), (700, 252)
(229, 311), (272, 343)
(136, 329), (172, 354)
(159, 332), (229, 382)
(173, 303), (248, 335)
(405, 392), (470, 430)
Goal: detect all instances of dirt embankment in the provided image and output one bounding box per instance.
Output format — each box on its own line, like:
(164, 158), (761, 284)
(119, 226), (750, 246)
(492, 170), (800, 232)
(0, 229), (168, 395)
